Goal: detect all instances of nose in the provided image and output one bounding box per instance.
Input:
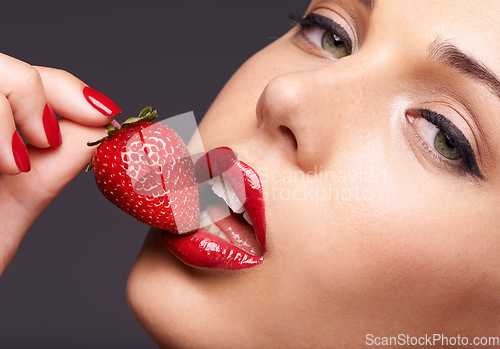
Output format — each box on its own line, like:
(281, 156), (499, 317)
(256, 61), (377, 173)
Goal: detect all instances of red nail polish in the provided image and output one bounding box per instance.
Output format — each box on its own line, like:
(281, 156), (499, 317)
(12, 130), (31, 173)
(83, 86), (122, 117)
(43, 103), (62, 147)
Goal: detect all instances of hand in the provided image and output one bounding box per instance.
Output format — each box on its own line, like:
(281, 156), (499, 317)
(0, 53), (122, 276)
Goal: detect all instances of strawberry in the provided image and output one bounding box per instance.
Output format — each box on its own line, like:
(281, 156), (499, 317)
(87, 107), (199, 234)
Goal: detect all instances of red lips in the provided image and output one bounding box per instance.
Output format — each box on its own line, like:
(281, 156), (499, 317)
(161, 147), (266, 270)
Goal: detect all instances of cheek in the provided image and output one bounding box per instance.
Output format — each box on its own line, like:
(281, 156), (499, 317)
(197, 45), (280, 144)
(352, 181), (499, 292)
(265, 164), (499, 329)
(197, 31), (327, 149)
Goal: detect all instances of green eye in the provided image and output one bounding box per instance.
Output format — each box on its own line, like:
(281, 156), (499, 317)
(322, 31), (350, 58)
(435, 130), (460, 160)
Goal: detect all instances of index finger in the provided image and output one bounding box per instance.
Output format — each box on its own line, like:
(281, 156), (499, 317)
(35, 66), (122, 126)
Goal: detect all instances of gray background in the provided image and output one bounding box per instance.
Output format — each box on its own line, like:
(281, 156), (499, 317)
(0, 0), (307, 348)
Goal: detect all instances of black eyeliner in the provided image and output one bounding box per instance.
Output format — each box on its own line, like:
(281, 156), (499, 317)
(289, 12), (353, 53)
(417, 109), (484, 179)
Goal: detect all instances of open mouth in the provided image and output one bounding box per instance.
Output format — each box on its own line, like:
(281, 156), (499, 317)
(199, 175), (263, 256)
(160, 147), (266, 270)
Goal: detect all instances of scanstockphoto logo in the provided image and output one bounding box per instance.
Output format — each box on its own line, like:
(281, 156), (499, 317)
(365, 333), (500, 348)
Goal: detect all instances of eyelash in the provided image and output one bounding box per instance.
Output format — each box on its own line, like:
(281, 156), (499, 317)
(289, 12), (353, 54)
(410, 109), (483, 179)
(289, 13), (483, 180)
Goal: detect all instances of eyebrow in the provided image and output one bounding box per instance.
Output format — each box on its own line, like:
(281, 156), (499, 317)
(429, 40), (500, 102)
(358, 0), (375, 11)
(355, 2), (500, 102)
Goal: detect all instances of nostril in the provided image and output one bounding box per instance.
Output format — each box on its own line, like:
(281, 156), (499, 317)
(279, 125), (298, 150)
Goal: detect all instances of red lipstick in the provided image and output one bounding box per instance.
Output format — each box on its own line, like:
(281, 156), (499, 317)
(161, 147), (266, 270)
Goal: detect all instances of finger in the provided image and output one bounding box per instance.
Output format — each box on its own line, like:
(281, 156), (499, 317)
(0, 53), (55, 149)
(2, 119), (107, 208)
(35, 66), (122, 126)
(0, 95), (30, 175)
(0, 120), (107, 272)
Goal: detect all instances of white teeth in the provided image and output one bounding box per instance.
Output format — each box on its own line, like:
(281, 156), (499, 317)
(199, 210), (213, 227)
(205, 222), (230, 242)
(232, 203), (245, 214)
(207, 223), (221, 235)
(218, 230), (231, 242)
(242, 211), (253, 226)
(211, 176), (245, 213)
(200, 210), (231, 242)
(211, 176), (225, 197)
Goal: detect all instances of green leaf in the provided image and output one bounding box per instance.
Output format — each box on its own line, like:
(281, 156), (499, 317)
(87, 136), (107, 147)
(138, 107), (152, 118)
(121, 116), (143, 126)
(105, 124), (118, 133)
(142, 109), (158, 122)
(85, 155), (94, 172)
(87, 106), (158, 146)
(121, 107), (157, 126)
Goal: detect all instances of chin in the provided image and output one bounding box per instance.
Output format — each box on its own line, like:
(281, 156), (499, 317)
(126, 230), (270, 349)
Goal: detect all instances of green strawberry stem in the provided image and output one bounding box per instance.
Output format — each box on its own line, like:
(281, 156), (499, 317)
(85, 107), (158, 172)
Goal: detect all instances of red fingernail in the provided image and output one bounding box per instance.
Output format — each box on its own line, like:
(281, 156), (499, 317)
(83, 86), (122, 117)
(43, 103), (62, 147)
(12, 130), (31, 173)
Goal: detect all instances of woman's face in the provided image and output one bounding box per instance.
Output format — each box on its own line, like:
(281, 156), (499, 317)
(127, 0), (500, 347)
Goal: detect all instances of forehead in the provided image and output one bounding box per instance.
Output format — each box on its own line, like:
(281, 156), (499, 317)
(309, 0), (500, 68)
(310, 0), (500, 19)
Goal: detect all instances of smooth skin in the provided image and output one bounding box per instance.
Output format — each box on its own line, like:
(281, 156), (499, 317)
(2, 0), (499, 348)
(127, 0), (500, 348)
(0, 55), (111, 275)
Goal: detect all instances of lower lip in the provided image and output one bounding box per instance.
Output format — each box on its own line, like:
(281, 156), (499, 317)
(161, 228), (263, 270)
(160, 148), (266, 270)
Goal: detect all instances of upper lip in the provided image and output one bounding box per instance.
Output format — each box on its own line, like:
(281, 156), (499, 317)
(160, 147), (267, 269)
